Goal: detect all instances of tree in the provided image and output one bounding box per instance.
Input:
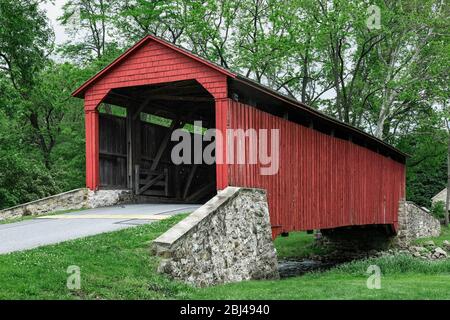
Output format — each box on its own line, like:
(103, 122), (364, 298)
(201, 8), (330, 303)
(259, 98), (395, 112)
(112, 0), (192, 44)
(24, 63), (84, 169)
(59, 0), (114, 61)
(0, 83), (60, 209)
(0, 0), (53, 93)
(445, 116), (450, 226)
(0, 0), (57, 168)
(369, 0), (448, 139)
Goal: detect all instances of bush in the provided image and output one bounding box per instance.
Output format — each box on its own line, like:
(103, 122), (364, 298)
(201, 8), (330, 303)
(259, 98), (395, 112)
(0, 152), (60, 209)
(431, 201), (446, 220)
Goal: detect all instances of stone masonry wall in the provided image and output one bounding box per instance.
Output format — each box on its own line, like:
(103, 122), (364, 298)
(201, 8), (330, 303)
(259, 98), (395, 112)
(432, 188), (447, 205)
(321, 200), (441, 254)
(0, 188), (133, 221)
(396, 200), (441, 244)
(152, 187), (279, 287)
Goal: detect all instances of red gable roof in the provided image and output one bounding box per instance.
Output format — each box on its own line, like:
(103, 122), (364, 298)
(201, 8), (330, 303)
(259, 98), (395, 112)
(72, 35), (236, 98)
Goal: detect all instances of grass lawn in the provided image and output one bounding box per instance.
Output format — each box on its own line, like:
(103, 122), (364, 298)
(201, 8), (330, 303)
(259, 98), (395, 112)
(273, 231), (330, 259)
(0, 215), (449, 300)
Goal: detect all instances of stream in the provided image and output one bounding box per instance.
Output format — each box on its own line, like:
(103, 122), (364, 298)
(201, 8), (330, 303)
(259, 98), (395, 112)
(277, 259), (338, 278)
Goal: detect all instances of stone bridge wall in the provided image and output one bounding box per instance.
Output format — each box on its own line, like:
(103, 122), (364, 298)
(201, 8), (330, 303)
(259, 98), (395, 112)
(396, 200), (441, 244)
(321, 200), (441, 252)
(152, 187), (279, 287)
(0, 189), (132, 221)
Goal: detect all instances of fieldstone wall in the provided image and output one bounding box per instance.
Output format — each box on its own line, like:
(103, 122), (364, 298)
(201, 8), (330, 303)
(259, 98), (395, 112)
(0, 188), (133, 221)
(86, 189), (133, 208)
(152, 187), (279, 287)
(396, 200), (441, 244)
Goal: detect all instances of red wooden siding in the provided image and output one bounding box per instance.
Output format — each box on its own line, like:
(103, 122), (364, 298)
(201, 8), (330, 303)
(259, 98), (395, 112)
(227, 101), (405, 237)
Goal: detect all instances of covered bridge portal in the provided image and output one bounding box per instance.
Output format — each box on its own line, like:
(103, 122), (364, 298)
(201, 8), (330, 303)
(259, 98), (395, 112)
(73, 35), (407, 238)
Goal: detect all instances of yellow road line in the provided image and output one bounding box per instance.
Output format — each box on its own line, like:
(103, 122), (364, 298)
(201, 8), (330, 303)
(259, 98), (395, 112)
(37, 214), (170, 220)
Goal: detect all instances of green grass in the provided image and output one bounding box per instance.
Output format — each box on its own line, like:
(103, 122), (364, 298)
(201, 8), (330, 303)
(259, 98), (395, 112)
(0, 215), (449, 300)
(0, 214), (194, 299)
(274, 231), (330, 259)
(189, 273), (450, 300)
(191, 253), (450, 300)
(0, 208), (88, 225)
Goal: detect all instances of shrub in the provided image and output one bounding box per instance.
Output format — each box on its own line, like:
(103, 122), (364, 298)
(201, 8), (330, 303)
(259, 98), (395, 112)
(431, 201), (446, 220)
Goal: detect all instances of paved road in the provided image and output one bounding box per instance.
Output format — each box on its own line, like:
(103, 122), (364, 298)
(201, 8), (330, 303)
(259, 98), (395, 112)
(0, 204), (200, 254)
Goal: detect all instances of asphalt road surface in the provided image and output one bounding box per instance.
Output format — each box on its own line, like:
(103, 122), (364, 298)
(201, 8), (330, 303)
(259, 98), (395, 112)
(0, 204), (200, 254)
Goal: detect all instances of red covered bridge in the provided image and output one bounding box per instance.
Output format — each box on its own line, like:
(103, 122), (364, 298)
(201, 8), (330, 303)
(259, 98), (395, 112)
(72, 35), (406, 238)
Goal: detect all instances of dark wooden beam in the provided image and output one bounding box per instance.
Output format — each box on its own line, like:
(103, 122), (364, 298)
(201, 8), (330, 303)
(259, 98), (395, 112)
(138, 172), (164, 195)
(108, 91), (213, 123)
(99, 151), (127, 158)
(141, 108), (213, 127)
(150, 116), (184, 171)
(185, 182), (215, 202)
(149, 95), (213, 102)
(132, 95), (154, 120)
(149, 106), (201, 172)
(182, 165), (198, 199)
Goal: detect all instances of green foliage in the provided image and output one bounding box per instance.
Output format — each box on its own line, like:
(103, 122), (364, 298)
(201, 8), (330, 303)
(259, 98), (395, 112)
(0, 0), (53, 91)
(0, 109), (60, 208)
(0, 151), (59, 209)
(98, 104), (127, 117)
(395, 113), (448, 207)
(274, 232), (330, 259)
(431, 201), (446, 220)
(0, 0), (448, 211)
(0, 61), (88, 209)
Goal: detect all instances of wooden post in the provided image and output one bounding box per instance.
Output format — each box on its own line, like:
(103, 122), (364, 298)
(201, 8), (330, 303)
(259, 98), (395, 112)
(127, 104), (142, 193)
(132, 108), (142, 180)
(215, 98), (229, 190)
(134, 164), (140, 194)
(126, 107), (133, 190)
(85, 109), (100, 190)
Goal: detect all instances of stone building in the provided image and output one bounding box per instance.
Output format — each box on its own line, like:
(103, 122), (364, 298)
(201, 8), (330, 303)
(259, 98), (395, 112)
(432, 188), (448, 206)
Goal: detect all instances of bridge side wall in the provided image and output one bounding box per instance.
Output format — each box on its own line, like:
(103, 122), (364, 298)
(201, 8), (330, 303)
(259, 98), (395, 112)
(152, 187), (279, 287)
(0, 189), (132, 221)
(396, 201), (441, 245)
(227, 101), (406, 237)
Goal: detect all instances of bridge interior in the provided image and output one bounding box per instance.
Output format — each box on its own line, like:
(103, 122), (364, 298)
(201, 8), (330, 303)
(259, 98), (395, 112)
(97, 79), (217, 203)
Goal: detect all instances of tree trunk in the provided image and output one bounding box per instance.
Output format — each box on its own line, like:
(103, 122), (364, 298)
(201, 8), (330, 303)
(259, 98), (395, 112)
(445, 132), (450, 227)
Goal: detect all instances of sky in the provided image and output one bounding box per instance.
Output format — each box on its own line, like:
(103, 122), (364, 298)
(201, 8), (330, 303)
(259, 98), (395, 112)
(41, 1), (67, 45)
